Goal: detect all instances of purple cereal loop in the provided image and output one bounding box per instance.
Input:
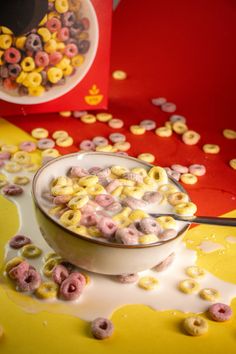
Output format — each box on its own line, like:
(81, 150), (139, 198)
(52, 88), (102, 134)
(69, 166), (89, 178)
(97, 217), (118, 239)
(37, 138), (55, 150)
(189, 164), (206, 176)
(116, 273), (139, 284)
(122, 196), (147, 209)
(78, 40), (90, 54)
(143, 191), (162, 203)
(153, 253), (175, 272)
(25, 34), (42, 52)
(105, 202), (122, 213)
(60, 276), (83, 300)
(79, 140), (95, 151)
(115, 228), (139, 245)
(91, 317), (114, 340)
(16, 268), (41, 292)
(88, 166), (102, 175)
(151, 97), (167, 106)
(139, 218), (161, 235)
(69, 272), (86, 288)
(19, 141), (36, 152)
(73, 111), (88, 118)
(53, 195), (72, 205)
(169, 114), (186, 124)
(208, 303), (233, 322)
(80, 213), (97, 227)
(123, 172), (143, 183)
(98, 177), (111, 187)
(8, 260), (29, 280)
(171, 164), (189, 174)
(97, 168), (111, 178)
(92, 136), (109, 147)
(3, 184), (23, 196)
(105, 179), (121, 193)
(0, 152), (11, 160)
(161, 102), (177, 113)
(109, 133), (126, 143)
(8, 64), (21, 78)
(62, 11), (76, 27)
(159, 228), (178, 241)
(95, 194), (114, 207)
(9, 235), (32, 249)
(52, 265), (69, 285)
(140, 119), (156, 131)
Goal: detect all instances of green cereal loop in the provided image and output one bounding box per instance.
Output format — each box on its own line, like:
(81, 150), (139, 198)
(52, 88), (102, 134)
(183, 316), (208, 336)
(43, 258), (61, 277)
(21, 244), (42, 258)
(35, 282), (59, 299)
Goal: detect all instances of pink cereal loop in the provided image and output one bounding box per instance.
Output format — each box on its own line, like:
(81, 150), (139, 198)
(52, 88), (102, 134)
(79, 140), (96, 151)
(8, 260), (30, 280)
(49, 52), (63, 65)
(208, 303), (233, 322)
(69, 166), (89, 178)
(59, 276), (84, 300)
(189, 164), (206, 176)
(53, 195), (72, 205)
(64, 44), (78, 58)
(52, 264), (69, 285)
(95, 194), (114, 207)
(97, 217), (118, 239)
(105, 179), (121, 193)
(69, 272), (86, 288)
(171, 164), (189, 174)
(116, 273), (139, 283)
(3, 184), (23, 196)
(91, 317), (114, 340)
(122, 196), (147, 209)
(80, 213), (97, 227)
(115, 227), (139, 245)
(0, 151), (11, 160)
(19, 141), (37, 152)
(16, 268), (41, 292)
(37, 139), (55, 150)
(139, 217), (161, 235)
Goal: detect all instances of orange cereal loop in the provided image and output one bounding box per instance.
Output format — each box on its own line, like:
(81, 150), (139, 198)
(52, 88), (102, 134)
(202, 144), (220, 154)
(182, 130), (201, 145)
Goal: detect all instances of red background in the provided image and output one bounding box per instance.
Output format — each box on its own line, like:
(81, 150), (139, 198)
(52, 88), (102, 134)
(4, 0), (236, 216)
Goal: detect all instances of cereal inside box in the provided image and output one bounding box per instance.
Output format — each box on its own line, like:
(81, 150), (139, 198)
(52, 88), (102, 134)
(0, 0), (112, 115)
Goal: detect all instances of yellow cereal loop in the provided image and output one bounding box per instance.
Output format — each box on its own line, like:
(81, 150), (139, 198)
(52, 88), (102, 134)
(165, 121), (172, 130)
(12, 151), (31, 165)
(0, 174), (8, 188)
(167, 192), (189, 206)
(156, 216), (176, 230)
(1, 144), (18, 153)
(21, 244), (42, 258)
(52, 176), (73, 187)
(30, 93), (50, 105)
(68, 195), (89, 209)
(139, 234), (159, 244)
(199, 288), (220, 301)
(68, 225), (88, 236)
(62, 64), (73, 76)
(59, 111), (72, 117)
(4, 161), (22, 173)
(15, 36), (27, 49)
(60, 210), (81, 226)
(142, 177), (157, 190)
(37, 28), (51, 42)
(44, 39), (57, 54)
(0, 34), (12, 49)
(0, 50), (4, 65)
(131, 167), (147, 177)
(138, 276), (158, 290)
(86, 184), (105, 196)
(87, 226), (102, 238)
(57, 57), (71, 70)
(111, 165), (129, 177)
(55, 0), (69, 13)
(13, 176), (30, 185)
(186, 266), (206, 278)
(42, 149), (60, 158)
(38, 14), (48, 26)
(51, 185), (74, 196)
(116, 207), (132, 217)
(5, 257), (24, 274)
(23, 163), (39, 172)
(155, 126), (172, 137)
(21, 57), (35, 72)
(48, 11), (60, 20)
(114, 141), (131, 151)
(202, 144), (220, 154)
(229, 159), (236, 170)
(44, 252), (62, 263)
(180, 173), (198, 185)
(16, 71), (28, 84)
(148, 166), (168, 185)
(56, 136), (73, 147)
(123, 186), (144, 199)
(52, 130), (69, 140)
(73, 185), (87, 196)
(129, 209), (149, 221)
(130, 125), (145, 135)
(49, 205), (64, 216)
(111, 186), (123, 197)
(112, 70), (127, 80)
(118, 179), (135, 186)
(223, 129), (236, 140)
(23, 72), (42, 88)
(172, 121), (188, 134)
(183, 316), (208, 336)
(182, 130), (201, 145)
(43, 258), (61, 277)
(1, 26), (13, 34)
(158, 183), (178, 196)
(31, 128), (49, 139)
(71, 54), (84, 67)
(47, 67), (63, 83)
(81, 114), (96, 124)
(113, 214), (131, 228)
(96, 113), (112, 122)
(95, 145), (115, 152)
(174, 202), (197, 216)
(79, 175), (98, 187)
(138, 153), (155, 163)
(178, 279), (199, 294)
(35, 282), (59, 299)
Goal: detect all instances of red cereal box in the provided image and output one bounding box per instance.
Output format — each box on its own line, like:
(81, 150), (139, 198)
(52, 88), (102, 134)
(0, 0), (112, 116)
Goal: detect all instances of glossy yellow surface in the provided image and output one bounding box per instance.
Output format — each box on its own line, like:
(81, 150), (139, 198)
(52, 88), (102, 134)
(0, 118), (236, 353)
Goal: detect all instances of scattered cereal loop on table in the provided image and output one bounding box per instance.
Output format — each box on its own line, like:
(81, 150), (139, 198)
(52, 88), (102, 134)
(112, 70), (127, 80)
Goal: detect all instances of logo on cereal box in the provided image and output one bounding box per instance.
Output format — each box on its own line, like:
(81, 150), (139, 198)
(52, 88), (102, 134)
(84, 85), (103, 105)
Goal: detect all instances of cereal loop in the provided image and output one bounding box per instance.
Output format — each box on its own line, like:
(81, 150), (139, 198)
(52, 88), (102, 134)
(112, 70), (127, 80)
(183, 316), (208, 336)
(180, 173), (198, 185)
(21, 244), (42, 258)
(185, 266), (206, 278)
(91, 317), (114, 340)
(202, 144), (220, 154)
(31, 128), (49, 139)
(35, 282), (59, 299)
(199, 288), (220, 301)
(208, 303), (233, 322)
(178, 279), (199, 294)
(138, 276), (158, 290)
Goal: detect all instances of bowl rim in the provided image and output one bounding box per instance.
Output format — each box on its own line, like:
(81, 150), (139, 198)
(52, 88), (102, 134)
(32, 151), (190, 249)
(0, 0), (99, 105)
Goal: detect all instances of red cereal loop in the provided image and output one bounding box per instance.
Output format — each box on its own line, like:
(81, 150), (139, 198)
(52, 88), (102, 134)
(91, 317), (114, 340)
(9, 235), (32, 249)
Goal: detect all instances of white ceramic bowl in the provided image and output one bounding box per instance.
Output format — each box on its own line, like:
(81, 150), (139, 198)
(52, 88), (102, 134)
(0, 0), (99, 105)
(32, 152), (189, 275)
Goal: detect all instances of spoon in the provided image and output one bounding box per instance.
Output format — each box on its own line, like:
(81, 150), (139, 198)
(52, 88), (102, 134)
(149, 213), (236, 227)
